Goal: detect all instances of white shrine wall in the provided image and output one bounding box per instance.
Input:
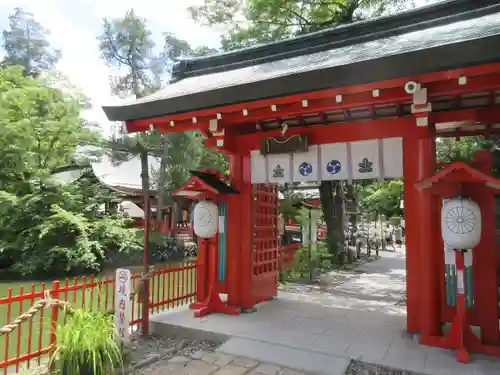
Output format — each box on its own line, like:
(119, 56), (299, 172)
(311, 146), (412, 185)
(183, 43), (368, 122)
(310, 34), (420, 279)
(250, 137), (403, 184)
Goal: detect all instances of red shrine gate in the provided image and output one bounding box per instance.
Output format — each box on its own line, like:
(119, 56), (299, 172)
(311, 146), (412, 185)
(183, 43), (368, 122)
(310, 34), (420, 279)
(102, 0), (500, 360)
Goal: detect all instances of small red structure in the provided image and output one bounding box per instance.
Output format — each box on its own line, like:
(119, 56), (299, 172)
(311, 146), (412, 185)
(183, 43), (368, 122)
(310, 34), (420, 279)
(174, 170), (240, 317)
(416, 151), (500, 361)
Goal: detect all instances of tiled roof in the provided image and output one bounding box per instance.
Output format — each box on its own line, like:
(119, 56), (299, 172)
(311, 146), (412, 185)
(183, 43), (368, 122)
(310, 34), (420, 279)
(91, 154), (160, 195)
(102, 0), (500, 122)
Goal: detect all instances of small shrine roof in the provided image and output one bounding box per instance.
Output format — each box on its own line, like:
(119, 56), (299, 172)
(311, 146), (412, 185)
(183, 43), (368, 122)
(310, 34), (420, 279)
(51, 154), (160, 197)
(102, 0), (500, 123)
(189, 170), (239, 195)
(174, 170), (239, 198)
(91, 154), (160, 196)
(415, 161), (500, 191)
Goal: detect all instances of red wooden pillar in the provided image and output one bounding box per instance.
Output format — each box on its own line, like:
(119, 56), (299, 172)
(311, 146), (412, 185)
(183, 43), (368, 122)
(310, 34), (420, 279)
(403, 136), (421, 334)
(471, 151), (499, 345)
(226, 154), (242, 307)
(239, 153), (255, 309)
(195, 232), (209, 303)
(418, 130), (441, 339)
(226, 151), (254, 310)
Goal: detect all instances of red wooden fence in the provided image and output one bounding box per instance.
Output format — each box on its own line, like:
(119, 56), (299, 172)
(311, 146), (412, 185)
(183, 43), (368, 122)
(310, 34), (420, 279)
(0, 261), (198, 374)
(0, 245), (300, 374)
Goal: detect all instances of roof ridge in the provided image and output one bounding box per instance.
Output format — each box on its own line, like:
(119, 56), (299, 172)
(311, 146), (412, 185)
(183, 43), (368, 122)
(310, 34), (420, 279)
(172, 0), (500, 81)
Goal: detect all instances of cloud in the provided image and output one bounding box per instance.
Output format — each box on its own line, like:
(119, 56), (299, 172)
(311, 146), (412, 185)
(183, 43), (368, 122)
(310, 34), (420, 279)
(0, 0), (222, 136)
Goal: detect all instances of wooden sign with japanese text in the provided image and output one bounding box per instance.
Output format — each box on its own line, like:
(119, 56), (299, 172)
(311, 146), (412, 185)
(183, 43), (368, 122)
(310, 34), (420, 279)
(115, 268), (132, 343)
(260, 135), (308, 155)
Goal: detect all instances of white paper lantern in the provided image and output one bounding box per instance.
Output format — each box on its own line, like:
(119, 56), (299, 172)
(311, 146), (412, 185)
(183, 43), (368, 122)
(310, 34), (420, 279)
(193, 201), (219, 238)
(441, 198), (481, 250)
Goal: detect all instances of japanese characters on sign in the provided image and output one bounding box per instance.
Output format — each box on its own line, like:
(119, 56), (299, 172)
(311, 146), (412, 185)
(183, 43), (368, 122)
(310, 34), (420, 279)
(115, 268), (131, 343)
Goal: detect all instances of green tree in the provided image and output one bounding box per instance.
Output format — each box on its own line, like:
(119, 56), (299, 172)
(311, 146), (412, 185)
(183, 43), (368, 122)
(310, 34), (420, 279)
(98, 10), (226, 219)
(358, 180), (403, 218)
(436, 137), (481, 163)
(0, 66), (97, 192)
(0, 66), (140, 276)
(190, 0), (415, 255)
(190, 45), (219, 57)
(99, 10), (167, 223)
(98, 9), (163, 98)
(2, 7), (61, 77)
(189, 0), (414, 50)
(435, 136), (500, 177)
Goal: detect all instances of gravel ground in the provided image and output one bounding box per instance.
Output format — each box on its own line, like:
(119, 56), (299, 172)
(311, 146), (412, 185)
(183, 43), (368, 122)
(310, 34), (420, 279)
(125, 333), (221, 374)
(17, 335), (221, 375)
(124, 335), (221, 373)
(345, 360), (425, 375)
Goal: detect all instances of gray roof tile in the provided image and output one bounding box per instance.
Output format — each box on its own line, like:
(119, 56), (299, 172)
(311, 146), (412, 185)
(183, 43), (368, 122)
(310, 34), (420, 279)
(102, 2), (500, 122)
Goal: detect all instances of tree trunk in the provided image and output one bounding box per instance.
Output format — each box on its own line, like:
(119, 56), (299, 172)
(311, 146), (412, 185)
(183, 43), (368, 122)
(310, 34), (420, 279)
(319, 181), (337, 255)
(345, 183), (357, 243)
(333, 183), (345, 265)
(156, 134), (169, 220)
(319, 180), (345, 262)
(139, 149), (151, 336)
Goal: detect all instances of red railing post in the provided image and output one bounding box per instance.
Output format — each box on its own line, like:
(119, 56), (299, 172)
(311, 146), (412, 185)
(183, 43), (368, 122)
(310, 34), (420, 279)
(49, 280), (60, 370)
(1, 262), (200, 370)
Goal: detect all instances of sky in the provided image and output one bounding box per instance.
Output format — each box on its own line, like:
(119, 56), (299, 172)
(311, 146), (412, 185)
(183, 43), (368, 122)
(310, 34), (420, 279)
(0, 0), (431, 136)
(0, 0), (222, 135)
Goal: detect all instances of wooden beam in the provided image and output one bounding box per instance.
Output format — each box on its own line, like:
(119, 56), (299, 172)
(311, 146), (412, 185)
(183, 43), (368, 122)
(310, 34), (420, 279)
(126, 64), (500, 134)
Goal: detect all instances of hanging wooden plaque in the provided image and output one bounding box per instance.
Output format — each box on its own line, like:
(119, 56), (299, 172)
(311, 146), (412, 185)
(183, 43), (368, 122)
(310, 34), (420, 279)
(260, 135), (308, 155)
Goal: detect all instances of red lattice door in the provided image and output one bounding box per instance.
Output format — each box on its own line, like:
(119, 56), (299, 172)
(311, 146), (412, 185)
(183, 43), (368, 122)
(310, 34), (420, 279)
(252, 183), (279, 304)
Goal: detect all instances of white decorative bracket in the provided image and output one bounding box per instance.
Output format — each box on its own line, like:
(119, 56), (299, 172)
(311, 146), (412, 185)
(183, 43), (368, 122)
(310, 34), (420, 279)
(209, 119), (218, 132)
(409, 86), (432, 127)
(208, 119), (225, 147)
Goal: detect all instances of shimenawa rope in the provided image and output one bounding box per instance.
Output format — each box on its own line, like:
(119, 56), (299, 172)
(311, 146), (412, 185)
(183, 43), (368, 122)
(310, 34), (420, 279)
(1, 266), (155, 335)
(0, 291), (74, 336)
(130, 265), (154, 297)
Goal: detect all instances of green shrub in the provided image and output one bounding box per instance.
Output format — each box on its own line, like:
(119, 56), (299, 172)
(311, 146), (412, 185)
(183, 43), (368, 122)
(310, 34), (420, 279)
(50, 308), (123, 375)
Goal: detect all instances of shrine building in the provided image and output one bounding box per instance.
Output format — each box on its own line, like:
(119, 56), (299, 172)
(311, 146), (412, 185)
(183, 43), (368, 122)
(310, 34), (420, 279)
(102, 0), (500, 360)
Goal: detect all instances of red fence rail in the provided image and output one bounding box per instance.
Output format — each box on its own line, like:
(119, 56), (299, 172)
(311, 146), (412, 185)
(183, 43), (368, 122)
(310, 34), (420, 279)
(0, 245), (301, 374)
(0, 261), (197, 374)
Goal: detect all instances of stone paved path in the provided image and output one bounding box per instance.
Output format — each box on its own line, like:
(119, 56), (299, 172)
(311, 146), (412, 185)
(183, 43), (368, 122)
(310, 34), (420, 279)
(150, 248), (500, 375)
(140, 350), (310, 375)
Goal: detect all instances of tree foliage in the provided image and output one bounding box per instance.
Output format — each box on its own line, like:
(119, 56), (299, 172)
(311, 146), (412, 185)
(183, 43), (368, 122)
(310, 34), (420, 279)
(98, 10), (227, 206)
(189, 0), (416, 255)
(189, 0), (415, 50)
(98, 9), (164, 98)
(0, 66), (96, 191)
(2, 8), (61, 77)
(358, 180), (403, 218)
(0, 66), (142, 276)
(436, 137), (482, 163)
